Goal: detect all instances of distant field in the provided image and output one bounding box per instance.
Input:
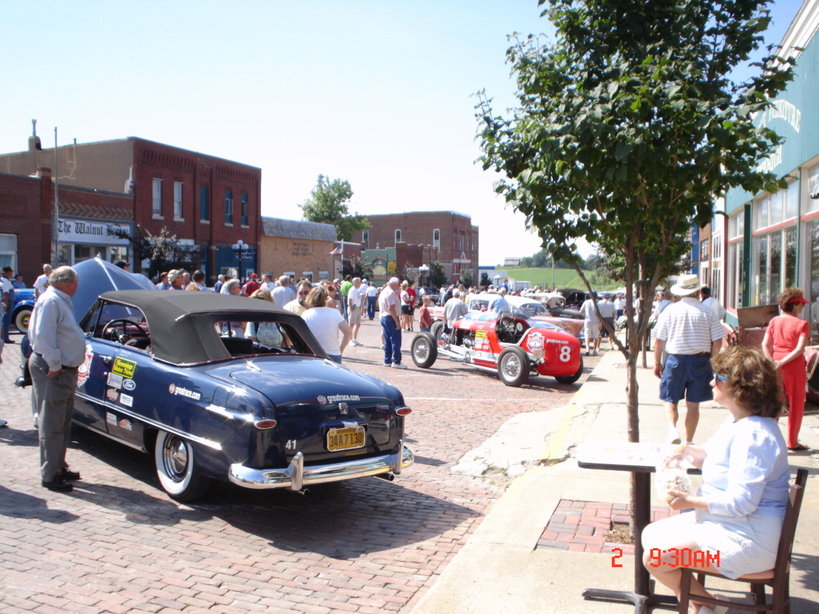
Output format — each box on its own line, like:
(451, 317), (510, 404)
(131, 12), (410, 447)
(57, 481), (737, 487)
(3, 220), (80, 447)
(490, 266), (619, 291)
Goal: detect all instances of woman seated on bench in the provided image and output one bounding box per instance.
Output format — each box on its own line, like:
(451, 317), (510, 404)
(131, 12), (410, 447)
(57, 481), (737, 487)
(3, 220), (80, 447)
(641, 347), (790, 614)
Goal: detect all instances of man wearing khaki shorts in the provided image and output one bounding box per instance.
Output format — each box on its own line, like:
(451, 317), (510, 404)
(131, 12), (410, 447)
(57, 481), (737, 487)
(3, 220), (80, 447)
(347, 277), (366, 346)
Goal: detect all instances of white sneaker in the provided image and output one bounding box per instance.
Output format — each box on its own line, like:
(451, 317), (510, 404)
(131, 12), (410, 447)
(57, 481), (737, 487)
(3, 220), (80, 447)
(697, 605), (729, 614)
(668, 427), (681, 445)
(351, 339), (363, 347)
(391, 363), (408, 369)
(0, 419), (7, 428)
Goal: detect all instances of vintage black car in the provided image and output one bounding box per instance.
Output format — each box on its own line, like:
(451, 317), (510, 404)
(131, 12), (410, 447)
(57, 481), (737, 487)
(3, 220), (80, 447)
(63, 270), (412, 501)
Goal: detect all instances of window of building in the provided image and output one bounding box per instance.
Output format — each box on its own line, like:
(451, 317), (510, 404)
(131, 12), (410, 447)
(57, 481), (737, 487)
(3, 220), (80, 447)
(224, 189), (234, 225)
(786, 179), (799, 219)
(809, 165), (819, 213)
(0, 233), (17, 272)
(361, 230), (369, 248)
(173, 181), (183, 220)
(395, 229), (402, 243)
(726, 208), (745, 310)
(152, 178), (163, 218)
(752, 226), (797, 307)
(700, 238), (710, 262)
(808, 220), (819, 341)
(711, 267), (722, 300)
(712, 236), (722, 261)
(240, 192), (249, 226)
(756, 193), (769, 228)
(199, 185), (210, 222)
(728, 208), (744, 239)
(432, 228), (440, 248)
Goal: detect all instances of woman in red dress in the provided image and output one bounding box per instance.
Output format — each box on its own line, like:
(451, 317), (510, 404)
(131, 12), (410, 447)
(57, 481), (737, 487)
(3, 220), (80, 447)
(762, 287), (810, 451)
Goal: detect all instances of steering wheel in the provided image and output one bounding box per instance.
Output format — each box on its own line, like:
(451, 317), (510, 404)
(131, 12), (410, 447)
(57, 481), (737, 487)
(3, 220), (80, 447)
(101, 319), (149, 344)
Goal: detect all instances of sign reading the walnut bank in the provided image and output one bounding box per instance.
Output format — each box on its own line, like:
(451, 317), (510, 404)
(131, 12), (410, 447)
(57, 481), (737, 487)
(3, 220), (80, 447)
(58, 218), (132, 245)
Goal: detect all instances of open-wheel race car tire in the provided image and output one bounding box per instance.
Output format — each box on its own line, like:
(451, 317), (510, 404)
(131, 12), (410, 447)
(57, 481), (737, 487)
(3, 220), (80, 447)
(497, 346), (531, 387)
(411, 332), (438, 368)
(14, 307), (32, 333)
(430, 320), (445, 343)
(154, 430), (212, 502)
(554, 358), (584, 385)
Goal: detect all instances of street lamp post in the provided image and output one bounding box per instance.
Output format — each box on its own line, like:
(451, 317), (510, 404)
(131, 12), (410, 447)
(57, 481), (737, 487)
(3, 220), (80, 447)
(232, 239), (249, 281)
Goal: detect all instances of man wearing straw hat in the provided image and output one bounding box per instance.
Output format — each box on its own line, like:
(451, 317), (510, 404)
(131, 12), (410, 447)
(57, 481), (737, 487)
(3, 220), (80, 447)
(653, 274), (725, 445)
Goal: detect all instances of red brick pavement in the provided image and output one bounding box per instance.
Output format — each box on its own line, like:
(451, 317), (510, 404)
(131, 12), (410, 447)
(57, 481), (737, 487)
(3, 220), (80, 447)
(0, 320), (600, 613)
(537, 499), (677, 555)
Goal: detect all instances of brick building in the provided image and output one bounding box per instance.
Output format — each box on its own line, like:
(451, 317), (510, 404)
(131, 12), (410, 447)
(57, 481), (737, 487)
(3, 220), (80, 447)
(259, 217), (338, 282)
(0, 168), (133, 284)
(358, 211), (479, 284)
(0, 136), (261, 282)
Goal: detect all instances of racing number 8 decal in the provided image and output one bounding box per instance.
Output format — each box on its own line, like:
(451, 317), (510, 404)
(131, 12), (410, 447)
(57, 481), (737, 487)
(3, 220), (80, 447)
(559, 346), (572, 362)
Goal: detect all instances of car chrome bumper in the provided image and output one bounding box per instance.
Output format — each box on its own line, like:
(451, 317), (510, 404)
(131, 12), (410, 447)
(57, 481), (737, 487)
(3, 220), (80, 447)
(228, 440), (414, 490)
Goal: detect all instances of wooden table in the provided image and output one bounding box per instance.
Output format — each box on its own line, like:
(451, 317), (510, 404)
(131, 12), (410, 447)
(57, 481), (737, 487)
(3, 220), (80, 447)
(576, 441), (700, 613)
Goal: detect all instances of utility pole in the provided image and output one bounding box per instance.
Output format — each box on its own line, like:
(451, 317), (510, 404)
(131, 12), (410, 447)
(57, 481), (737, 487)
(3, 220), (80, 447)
(53, 127), (60, 264)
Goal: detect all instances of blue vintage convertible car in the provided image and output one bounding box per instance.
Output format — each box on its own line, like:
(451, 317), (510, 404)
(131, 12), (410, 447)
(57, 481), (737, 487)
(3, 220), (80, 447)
(61, 260), (413, 501)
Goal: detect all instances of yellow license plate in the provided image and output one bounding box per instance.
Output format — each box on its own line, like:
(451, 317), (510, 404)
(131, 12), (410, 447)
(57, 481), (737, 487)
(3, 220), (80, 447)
(327, 426), (365, 451)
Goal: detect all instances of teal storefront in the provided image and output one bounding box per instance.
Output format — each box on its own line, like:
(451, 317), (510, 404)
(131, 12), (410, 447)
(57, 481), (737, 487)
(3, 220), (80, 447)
(723, 6), (819, 340)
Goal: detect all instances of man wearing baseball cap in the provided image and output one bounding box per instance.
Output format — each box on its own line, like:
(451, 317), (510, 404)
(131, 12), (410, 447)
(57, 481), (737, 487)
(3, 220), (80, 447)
(653, 274), (726, 445)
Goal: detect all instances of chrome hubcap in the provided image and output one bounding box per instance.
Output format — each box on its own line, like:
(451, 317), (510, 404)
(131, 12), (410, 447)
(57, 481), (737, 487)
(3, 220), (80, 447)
(165, 438), (188, 479)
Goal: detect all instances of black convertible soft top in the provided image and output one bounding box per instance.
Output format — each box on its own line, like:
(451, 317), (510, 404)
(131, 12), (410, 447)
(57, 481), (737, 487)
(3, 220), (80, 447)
(91, 290), (320, 365)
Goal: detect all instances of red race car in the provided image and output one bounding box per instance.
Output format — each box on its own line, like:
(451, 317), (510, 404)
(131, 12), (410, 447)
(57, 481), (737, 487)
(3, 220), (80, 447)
(410, 311), (583, 387)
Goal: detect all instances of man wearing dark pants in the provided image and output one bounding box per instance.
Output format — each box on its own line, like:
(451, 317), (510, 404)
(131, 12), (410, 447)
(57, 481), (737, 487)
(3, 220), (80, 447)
(28, 266), (86, 493)
(379, 277), (405, 368)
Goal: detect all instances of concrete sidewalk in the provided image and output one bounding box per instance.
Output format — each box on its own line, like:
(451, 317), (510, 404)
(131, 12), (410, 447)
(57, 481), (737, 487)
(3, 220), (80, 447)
(410, 350), (819, 613)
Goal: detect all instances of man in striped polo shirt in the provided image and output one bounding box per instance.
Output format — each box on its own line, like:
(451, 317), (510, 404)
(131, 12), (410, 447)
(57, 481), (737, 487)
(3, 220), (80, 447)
(653, 274), (726, 445)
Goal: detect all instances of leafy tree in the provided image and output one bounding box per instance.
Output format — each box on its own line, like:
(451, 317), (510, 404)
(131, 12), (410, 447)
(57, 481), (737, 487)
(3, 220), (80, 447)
(342, 256), (373, 281)
(480, 272), (492, 288)
(460, 269), (474, 288)
(478, 0), (792, 539)
(115, 226), (202, 279)
(300, 174), (370, 241)
(427, 261), (447, 289)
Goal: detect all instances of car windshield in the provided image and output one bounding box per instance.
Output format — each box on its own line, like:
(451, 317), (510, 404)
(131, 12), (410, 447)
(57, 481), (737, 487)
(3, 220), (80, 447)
(515, 302), (547, 317)
(527, 320), (562, 331)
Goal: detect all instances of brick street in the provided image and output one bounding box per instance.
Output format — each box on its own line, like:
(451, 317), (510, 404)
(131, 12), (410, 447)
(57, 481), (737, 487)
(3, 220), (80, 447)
(0, 319), (599, 613)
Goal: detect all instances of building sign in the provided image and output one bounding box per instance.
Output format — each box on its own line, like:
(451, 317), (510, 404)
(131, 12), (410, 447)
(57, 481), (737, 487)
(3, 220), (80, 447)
(291, 241), (309, 256)
(58, 218), (132, 246)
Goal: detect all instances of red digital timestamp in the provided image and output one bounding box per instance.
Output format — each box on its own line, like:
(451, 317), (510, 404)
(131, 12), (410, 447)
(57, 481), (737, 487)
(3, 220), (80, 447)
(611, 547), (720, 568)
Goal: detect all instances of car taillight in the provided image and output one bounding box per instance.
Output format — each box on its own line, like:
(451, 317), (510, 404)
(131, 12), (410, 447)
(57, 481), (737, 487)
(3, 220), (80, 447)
(394, 407), (412, 416)
(254, 419), (278, 429)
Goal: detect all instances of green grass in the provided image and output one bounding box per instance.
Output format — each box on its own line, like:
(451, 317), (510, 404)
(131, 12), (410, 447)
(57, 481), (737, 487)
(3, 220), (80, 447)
(496, 266), (619, 291)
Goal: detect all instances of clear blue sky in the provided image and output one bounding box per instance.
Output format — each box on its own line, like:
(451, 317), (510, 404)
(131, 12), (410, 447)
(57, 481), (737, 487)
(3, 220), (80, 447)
(0, 0), (806, 266)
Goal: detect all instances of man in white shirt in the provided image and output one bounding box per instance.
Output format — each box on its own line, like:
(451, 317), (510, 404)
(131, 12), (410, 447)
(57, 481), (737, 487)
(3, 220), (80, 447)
(699, 286), (725, 321)
(347, 277), (366, 346)
(579, 293), (601, 356)
(33, 264), (52, 299)
(654, 274), (726, 444)
(1, 266), (14, 343)
(443, 289), (469, 345)
(596, 293), (616, 350)
(28, 266), (86, 492)
(379, 277), (405, 368)
(366, 281), (379, 320)
(261, 273), (276, 292)
(272, 275), (296, 307)
(488, 288), (510, 316)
